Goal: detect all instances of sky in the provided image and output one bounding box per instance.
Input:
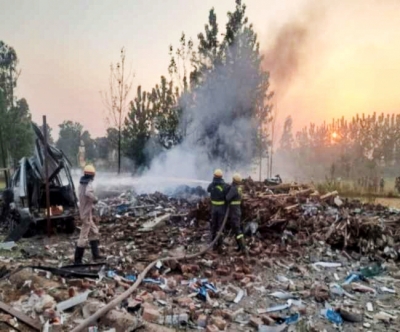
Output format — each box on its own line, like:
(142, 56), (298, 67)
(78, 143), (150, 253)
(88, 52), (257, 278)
(1, 0), (400, 138)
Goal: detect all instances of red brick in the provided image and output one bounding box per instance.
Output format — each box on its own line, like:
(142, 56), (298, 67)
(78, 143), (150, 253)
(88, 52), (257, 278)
(210, 316), (227, 330)
(177, 297), (193, 308)
(221, 309), (234, 321)
(138, 291), (154, 303)
(216, 267), (230, 276)
(153, 291), (166, 301)
(246, 274), (257, 282)
(242, 266), (251, 274)
(240, 277), (251, 286)
(249, 316), (263, 328)
(233, 272), (245, 280)
(205, 270), (213, 278)
(197, 314), (207, 327)
(67, 279), (84, 288)
(142, 307), (161, 323)
(261, 315), (275, 325)
(206, 324), (219, 332)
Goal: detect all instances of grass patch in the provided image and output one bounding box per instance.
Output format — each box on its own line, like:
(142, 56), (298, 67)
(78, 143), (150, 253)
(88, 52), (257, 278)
(316, 178), (400, 199)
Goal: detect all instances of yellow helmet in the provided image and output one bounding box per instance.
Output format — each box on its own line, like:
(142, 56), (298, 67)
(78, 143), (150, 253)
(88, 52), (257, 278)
(214, 169), (223, 178)
(233, 173), (242, 183)
(84, 164), (96, 175)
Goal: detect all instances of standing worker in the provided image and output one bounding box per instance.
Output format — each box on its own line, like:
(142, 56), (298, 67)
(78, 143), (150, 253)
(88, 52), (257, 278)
(207, 169), (227, 251)
(74, 165), (104, 264)
(380, 177), (385, 193)
(226, 173), (247, 254)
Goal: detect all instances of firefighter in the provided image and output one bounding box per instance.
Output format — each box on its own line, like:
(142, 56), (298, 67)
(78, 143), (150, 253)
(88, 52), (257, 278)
(207, 169), (227, 251)
(74, 165), (104, 264)
(226, 173), (247, 254)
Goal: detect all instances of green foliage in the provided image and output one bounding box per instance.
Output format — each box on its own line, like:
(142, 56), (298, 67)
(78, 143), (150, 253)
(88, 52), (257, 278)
(81, 130), (96, 162)
(150, 76), (182, 149)
(56, 121), (83, 166)
(0, 41), (34, 168)
(122, 86), (153, 170)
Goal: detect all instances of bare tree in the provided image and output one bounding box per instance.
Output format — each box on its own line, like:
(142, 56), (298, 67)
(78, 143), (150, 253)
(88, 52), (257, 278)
(101, 48), (134, 174)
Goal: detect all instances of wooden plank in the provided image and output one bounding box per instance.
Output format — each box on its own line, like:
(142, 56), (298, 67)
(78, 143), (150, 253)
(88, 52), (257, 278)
(0, 301), (41, 331)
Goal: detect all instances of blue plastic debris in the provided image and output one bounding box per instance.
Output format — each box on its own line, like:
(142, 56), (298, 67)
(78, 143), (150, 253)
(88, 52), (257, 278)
(321, 309), (343, 325)
(125, 275), (137, 282)
(189, 280), (218, 301)
(343, 273), (360, 285)
(284, 313), (300, 325)
(107, 270), (117, 278)
(116, 204), (130, 214)
(143, 278), (162, 284)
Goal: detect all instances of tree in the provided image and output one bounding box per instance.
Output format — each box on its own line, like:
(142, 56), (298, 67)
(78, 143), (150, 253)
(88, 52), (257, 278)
(150, 76), (182, 149)
(123, 86), (153, 171)
(7, 98), (34, 165)
(0, 41), (19, 108)
(56, 121), (83, 166)
(101, 48), (134, 174)
(184, 0), (272, 169)
(81, 130), (96, 162)
(0, 42), (33, 168)
(279, 116), (294, 150)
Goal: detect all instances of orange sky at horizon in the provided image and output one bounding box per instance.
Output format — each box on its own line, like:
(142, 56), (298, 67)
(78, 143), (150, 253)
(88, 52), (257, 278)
(2, 0), (400, 138)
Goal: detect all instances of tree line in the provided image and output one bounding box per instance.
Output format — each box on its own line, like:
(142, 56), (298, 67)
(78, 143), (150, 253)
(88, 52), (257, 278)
(277, 113), (400, 183)
(1, 0), (273, 174)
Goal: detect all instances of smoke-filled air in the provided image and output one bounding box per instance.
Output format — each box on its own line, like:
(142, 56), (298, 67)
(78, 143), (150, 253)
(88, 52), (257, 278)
(4, 1), (400, 331)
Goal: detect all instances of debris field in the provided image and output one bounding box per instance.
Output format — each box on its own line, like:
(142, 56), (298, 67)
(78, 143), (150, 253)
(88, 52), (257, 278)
(1, 181), (400, 331)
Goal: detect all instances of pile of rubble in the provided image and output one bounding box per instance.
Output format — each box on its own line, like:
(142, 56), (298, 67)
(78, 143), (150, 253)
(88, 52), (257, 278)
(0, 182), (400, 331)
(195, 179), (400, 256)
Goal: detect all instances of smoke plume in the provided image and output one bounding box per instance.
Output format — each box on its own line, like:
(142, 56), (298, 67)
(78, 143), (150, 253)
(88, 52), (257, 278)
(262, 2), (325, 97)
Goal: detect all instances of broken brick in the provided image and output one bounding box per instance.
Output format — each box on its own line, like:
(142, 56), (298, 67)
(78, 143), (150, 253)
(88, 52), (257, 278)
(240, 277), (251, 286)
(249, 316), (263, 328)
(205, 270), (213, 278)
(242, 266), (251, 274)
(221, 309), (234, 321)
(153, 291), (166, 301)
(206, 325), (219, 332)
(138, 291), (154, 303)
(216, 267), (230, 276)
(177, 297), (193, 308)
(233, 272), (245, 280)
(210, 316), (227, 330)
(197, 314), (208, 327)
(142, 307), (161, 323)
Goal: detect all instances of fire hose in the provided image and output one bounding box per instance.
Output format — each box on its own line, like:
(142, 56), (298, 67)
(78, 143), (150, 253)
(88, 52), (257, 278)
(70, 207), (230, 332)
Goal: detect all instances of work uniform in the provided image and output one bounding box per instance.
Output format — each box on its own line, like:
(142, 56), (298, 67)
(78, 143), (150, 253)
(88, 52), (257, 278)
(225, 182), (245, 251)
(207, 177), (227, 248)
(77, 176), (99, 247)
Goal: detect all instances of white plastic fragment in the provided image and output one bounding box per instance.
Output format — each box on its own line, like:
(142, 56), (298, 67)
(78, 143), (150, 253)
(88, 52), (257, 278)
(381, 287), (396, 294)
(0, 242), (16, 250)
(233, 289), (244, 303)
(56, 290), (91, 312)
(259, 324), (288, 332)
(313, 262), (342, 268)
(269, 291), (296, 300)
(367, 302), (374, 312)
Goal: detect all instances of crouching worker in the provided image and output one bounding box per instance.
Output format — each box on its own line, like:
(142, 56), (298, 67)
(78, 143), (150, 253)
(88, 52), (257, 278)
(207, 169), (227, 251)
(74, 165), (104, 264)
(226, 173), (247, 254)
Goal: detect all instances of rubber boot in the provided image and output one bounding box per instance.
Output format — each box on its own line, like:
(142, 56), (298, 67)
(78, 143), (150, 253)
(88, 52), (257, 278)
(74, 247), (85, 265)
(236, 236), (248, 257)
(90, 240), (104, 261)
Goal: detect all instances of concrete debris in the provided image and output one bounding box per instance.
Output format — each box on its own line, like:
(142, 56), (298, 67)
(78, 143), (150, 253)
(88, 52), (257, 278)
(1, 182), (400, 330)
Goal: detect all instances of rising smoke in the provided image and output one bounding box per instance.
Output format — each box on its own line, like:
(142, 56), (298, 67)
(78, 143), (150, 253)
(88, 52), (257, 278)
(143, 33), (264, 185)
